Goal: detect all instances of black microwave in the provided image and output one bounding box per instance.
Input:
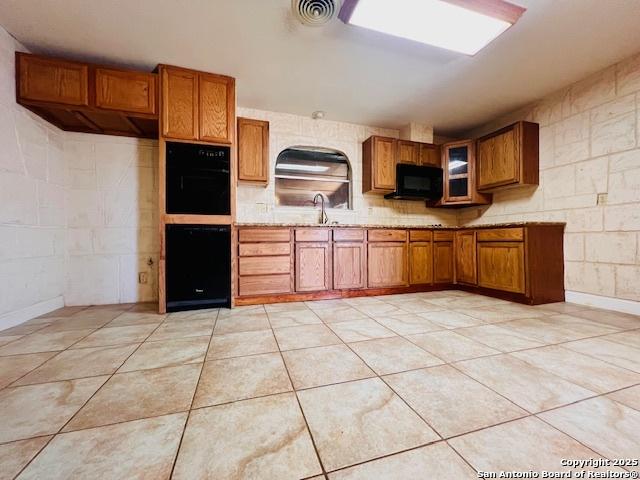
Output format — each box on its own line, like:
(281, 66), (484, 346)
(166, 142), (231, 215)
(384, 163), (443, 200)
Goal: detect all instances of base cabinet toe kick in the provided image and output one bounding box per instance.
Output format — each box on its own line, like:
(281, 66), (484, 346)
(234, 223), (565, 306)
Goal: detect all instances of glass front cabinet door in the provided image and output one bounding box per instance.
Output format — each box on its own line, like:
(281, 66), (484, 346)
(440, 139), (491, 207)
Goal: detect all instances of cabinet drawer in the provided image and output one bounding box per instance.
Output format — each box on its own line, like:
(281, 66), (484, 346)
(295, 229), (330, 242)
(368, 229), (407, 242)
(477, 228), (524, 242)
(333, 229), (365, 242)
(239, 242), (290, 257)
(409, 230), (432, 242)
(239, 274), (291, 296)
(238, 256), (290, 275)
(433, 231), (454, 242)
(238, 228), (290, 243)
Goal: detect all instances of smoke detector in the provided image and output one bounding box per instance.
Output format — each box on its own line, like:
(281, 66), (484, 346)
(292, 0), (338, 26)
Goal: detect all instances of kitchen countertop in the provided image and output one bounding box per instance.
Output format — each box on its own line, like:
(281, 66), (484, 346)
(234, 222), (566, 230)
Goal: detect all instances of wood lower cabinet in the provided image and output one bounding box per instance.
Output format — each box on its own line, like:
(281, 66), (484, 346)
(477, 241), (525, 293)
(237, 117), (269, 184)
(234, 224), (565, 306)
(455, 230), (477, 285)
(409, 242), (433, 285)
(368, 242), (408, 288)
(433, 241), (454, 283)
(477, 121), (539, 192)
(296, 242), (331, 292)
(333, 242), (366, 289)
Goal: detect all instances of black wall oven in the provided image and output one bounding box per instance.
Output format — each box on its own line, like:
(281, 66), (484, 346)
(166, 142), (231, 215)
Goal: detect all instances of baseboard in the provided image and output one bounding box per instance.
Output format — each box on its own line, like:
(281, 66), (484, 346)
(0, 296), (64, 331)
(565, 291), (640, 316)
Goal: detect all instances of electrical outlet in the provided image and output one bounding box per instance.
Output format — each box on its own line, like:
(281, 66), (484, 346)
(138, 272), (148, 284)
(597, 193), (608, 205)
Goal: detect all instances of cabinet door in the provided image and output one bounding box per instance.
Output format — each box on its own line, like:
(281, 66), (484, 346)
(398, 141), (419, 165)
(478, 126), (518, 189)
(95, 68), (157, 115)
(455, 231), (477, 285)
(478, 242), (525, 293)
(419, 143), (440, 166)
(18, 54), (88, 106)
(237, 117), (269, 184)
(367, 242), (408, 288)
(161, 67), (198, 140)
(199, 73), (234, 144)
(373, 137), (396, 190)
(409, 242), (433, 285)
(433, 241), (454, 283)
(295, 242), (331, 292)
(333, 242), (366, 289)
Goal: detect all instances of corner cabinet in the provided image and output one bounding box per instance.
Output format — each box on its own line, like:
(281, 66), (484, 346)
(436, 140), (491, 207)
(433, 231), (454, 283)
(160, 65), (235, 144)
(455, 230), (477, 285)
(477, 121), (539, 192)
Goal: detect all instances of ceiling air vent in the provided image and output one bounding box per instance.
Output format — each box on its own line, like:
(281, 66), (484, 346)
(292, 0), (338, 26)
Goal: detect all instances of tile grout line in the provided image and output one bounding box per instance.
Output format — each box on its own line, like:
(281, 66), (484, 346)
(168, 307), (221, 479)
(271, 317), (329, 479)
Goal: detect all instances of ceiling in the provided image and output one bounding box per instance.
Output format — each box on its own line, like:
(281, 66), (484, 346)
(1, 0), (640, 135)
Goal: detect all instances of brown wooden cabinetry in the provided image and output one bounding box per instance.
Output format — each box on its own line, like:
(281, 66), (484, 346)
(95, 68), (156, 115)
(363, 136), (396, 193)
(237, 117), (269, 184)
(296, 242), (331, 292)
(398, 140), (419, 164)
(455, 230), (477, 285)
(333, 242), (366, 289)
(477, 121), (539, 192)
(234, 224), (564, 306)
(16, 52), (159, 139)
(410, 241), (433, 285)
(435, 140), (491, 207)
(160, 65), (234, 144)
(477, 242), (525, 293)
(419, 143), (440, 167)
(18, 54), (88, 106)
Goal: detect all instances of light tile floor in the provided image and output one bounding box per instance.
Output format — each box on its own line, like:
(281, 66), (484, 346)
(0, 291), (639, 479)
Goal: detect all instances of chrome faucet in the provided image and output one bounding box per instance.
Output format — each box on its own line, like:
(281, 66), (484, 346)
(313, 193), (329, 224)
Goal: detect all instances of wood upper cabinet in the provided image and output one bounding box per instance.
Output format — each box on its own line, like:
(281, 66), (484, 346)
(17, 53), (89, 106)
(237, 117), (269, 184)
(363, 136), (396, 193)
(161, 66), (198, 140)
(199, 72), (235, 143)
(419, 143), (440, 167)
(477, 121), (539, 192)
(333, 242), (366, 289)
(367, 242), (408, 288)
(455, 230), (477, 285)
(477, 241), (525, 293)
(95, 68), (157, 115)
(437, 140), (491, 207)
(295, 242), (331, 292)
(398, 140), (419, 165)
(409, 241), (433, 285)
(433, 240), (454, 283)
(160, 65), (235, 143)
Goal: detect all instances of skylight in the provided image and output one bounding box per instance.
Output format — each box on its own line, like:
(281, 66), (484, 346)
(339, 0), (525, 55)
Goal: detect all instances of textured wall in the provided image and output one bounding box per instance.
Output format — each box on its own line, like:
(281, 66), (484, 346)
(0, 28), (67, 319)
(461, 52), (640, 303)
(236, 108), (458, 227)
(64, 134), (158, 305)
